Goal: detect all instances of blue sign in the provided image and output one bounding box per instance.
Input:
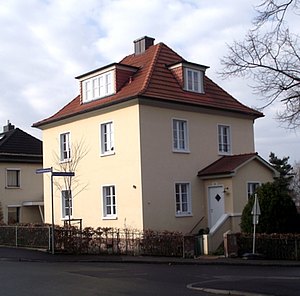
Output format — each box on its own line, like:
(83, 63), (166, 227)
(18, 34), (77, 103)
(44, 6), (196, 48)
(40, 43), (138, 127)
(36, 167), (52, 174)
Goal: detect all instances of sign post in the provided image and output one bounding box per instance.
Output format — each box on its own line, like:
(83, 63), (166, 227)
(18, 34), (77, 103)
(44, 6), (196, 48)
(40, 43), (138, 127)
(251, 193), (261, 254)
(36, 168), (75, 254)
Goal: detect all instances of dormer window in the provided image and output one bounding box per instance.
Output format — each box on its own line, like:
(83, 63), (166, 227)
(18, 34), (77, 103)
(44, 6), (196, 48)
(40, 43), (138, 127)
(185, 68), (203, 93)
(82, 70), (114, 103)
(168, 62), (208, 94)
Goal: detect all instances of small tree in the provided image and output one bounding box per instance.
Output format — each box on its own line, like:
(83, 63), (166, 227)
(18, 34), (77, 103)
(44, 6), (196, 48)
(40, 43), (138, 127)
(241, 182), (299, 233)
(269, 151), (294, 190)
(241, 152), (300, 233)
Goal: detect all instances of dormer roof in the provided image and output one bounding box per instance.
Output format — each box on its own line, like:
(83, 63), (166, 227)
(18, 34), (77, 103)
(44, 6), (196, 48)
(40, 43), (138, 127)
(33, 37), (263, 128)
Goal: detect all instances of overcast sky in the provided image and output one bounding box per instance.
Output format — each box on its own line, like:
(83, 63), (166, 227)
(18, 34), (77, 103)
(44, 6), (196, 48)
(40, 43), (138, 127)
(1, 0), (299, 163)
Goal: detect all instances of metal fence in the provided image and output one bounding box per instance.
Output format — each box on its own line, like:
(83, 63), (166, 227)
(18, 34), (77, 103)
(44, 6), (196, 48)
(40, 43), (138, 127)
(0, 226), (50, 249)
(225, 233), (300, 260)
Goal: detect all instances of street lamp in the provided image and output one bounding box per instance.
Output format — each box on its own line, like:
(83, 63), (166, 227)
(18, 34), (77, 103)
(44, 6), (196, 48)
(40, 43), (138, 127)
(36, 167), (75, 254)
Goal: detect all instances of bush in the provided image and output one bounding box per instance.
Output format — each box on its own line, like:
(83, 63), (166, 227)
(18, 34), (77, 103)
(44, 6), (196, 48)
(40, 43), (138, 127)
(241, 182), (300, 234)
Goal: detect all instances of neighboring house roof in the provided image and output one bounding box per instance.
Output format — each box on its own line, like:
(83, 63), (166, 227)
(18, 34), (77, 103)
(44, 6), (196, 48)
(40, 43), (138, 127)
(33, 38), (263, 128)
(0, 124), (42, 163)
(197, 153), (277, 179)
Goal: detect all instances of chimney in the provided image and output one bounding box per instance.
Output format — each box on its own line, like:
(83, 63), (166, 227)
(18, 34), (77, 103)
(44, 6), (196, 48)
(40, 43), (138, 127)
(3, 120), (15, 132)
(134, 36), (155, 55)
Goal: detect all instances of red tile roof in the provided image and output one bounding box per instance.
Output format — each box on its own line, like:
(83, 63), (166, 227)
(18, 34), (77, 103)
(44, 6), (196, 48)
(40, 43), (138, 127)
(33, 42), (263, 128)
(197, 153), (275, 178)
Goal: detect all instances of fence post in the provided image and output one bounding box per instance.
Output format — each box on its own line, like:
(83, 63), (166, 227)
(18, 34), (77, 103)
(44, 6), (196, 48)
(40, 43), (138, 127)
(15, 226), (18, 247)
(48, 226), (51, 251)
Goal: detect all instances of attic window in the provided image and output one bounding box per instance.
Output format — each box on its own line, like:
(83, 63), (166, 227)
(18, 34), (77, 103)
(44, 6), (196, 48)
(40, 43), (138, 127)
(184, 68), (204, 93)
(82, 70), (115, 103)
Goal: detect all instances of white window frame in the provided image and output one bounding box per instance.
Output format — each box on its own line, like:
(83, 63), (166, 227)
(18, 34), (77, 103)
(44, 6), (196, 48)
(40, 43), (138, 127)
(82, 70), (115, 103)
(247, 182), (260, 200)
(60, 132), (71, 162)
(6, 168), (21, 188)
(100, 121), (115, 156)
(184, 68), (204, 93)
(172, 118), (189, 153)
(61, 190), (72, 219)
(102, 185), (117, 219)
(175, 182), (192, 217)
(218, 124), (231, 155)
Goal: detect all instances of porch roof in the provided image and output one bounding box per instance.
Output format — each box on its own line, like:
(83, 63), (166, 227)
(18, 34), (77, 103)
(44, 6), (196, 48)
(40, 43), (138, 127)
(197, 153), (276, 178)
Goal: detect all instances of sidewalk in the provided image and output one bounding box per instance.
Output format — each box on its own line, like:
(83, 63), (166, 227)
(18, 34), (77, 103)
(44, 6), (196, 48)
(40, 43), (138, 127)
(1, 246), (300, 266)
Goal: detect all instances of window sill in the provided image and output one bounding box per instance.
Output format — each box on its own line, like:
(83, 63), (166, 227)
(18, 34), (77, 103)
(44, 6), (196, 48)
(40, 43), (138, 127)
(172, 149), (190, 154)
(61, 217), (73, 221)
(100, 151), (115, 157)
(102, 216), (118, 220)
(176, 213), (193, 218)
(59, 159), (71, 164)
(5, 186), (21, 189)
(218, 151), (232, 156)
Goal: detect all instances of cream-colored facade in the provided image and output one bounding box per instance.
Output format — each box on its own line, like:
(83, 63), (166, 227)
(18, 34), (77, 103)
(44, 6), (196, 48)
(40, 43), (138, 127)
(35, 36), (277, 253)
(40, 98), (275, 238)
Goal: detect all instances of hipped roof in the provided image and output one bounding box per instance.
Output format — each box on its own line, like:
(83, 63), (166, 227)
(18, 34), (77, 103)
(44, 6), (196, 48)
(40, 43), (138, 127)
(33, 42), (263, 128)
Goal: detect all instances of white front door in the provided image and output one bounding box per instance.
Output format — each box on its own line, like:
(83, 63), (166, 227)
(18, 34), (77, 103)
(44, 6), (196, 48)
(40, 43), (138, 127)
(208, 186), (225, 228)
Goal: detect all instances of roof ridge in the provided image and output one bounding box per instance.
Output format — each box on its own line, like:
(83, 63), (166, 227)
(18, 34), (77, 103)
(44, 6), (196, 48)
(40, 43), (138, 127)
(138, 43), (163, 96)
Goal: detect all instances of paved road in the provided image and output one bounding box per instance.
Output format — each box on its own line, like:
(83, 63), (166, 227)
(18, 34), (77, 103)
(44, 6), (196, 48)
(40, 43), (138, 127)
(1, 247), (300, 295)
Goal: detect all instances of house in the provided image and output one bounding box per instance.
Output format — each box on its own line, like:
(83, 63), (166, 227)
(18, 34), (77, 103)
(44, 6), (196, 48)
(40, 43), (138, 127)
(0, 121), (44, 224)
(33, 36), (277, 252)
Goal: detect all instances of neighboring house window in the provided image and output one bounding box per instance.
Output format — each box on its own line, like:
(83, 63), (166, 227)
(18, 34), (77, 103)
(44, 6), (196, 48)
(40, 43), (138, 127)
(60, 132), (71, 161)
(8, 206), (20, 224)
(218, 125), (231, 154)
(82, 71), (114, 103)
(6, 169), (20, 188)
(173, 119), (189, 152)
(247, 182), (260, 199)
(100, 121), (114, 155)
(175, 183), (192, 216)
(184, 68), (203, 93)
(102, 185), (116, 218)
(62, 190), (72, 218)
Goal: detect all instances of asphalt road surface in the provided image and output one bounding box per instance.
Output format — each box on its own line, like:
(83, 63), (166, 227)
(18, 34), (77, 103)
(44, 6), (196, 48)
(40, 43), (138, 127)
(0, 260), (300, 296)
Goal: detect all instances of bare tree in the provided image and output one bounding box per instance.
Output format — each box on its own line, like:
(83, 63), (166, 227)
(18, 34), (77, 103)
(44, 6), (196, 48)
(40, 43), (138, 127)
(220, 0), (300, 128)
(53, 138), (89, 227)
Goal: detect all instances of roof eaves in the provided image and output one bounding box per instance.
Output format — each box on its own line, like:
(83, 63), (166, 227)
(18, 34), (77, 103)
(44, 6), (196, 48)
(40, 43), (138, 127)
(32, 94), (140, 128)
(198, 172), (235, 179)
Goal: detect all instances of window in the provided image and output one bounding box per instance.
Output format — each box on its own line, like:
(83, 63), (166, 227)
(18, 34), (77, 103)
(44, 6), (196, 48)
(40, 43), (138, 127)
(100, 121), (114, 155)
(60, 132), (71, 161)
(82, 71), (114, 103)
(8, 207), (20, 224)
(247, 182), (260, 199)
(6, 169), (20, 188)
(218, 125), (231, 154)
(173, 119), (189, 152)
(175, 183), (192, 216)
(62, 190), (72, 218)
(184, 68), (203, 93)
(102, 185), (116, 218)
